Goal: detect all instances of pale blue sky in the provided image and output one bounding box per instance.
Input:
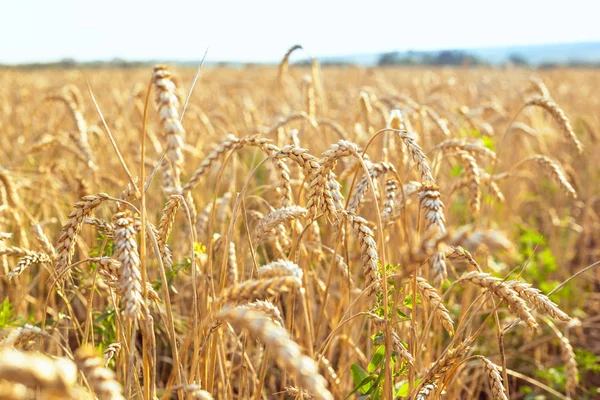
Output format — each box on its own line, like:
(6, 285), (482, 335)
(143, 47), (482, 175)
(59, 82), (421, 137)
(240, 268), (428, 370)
(2, 0), (599, 63)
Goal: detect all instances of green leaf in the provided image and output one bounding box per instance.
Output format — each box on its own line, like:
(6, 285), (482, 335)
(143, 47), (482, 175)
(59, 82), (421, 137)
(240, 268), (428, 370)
(368, 345), (386, 373)
(0, 297), (14, 328)
(450, 165), (463, 177)
(365, 371), (385, 395)
(395, 379), (421, 398)
(481, 136), (495, 151)
(396, 309), (410, 320)
(403, 294), (421, 310)
(347, 364), (376, 398)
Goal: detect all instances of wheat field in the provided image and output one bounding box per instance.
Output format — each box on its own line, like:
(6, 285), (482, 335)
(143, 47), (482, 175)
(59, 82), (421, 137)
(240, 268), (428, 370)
(0, 52), (599, 399)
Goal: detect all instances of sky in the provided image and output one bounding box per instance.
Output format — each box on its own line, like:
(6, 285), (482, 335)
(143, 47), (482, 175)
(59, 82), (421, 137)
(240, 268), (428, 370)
(2, 0), (600, 64)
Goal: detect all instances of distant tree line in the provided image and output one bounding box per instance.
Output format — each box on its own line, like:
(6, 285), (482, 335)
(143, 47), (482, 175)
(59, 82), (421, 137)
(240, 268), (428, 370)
(2, 54), (600, 70)
(377, 50), (485, 66)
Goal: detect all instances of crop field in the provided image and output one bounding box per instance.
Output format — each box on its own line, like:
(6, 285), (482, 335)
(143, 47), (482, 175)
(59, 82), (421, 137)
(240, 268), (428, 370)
(0, 53), (599, 399)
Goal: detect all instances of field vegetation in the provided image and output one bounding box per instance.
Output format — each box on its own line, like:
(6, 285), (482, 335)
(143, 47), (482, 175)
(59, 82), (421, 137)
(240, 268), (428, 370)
(0, 48), (599, 399)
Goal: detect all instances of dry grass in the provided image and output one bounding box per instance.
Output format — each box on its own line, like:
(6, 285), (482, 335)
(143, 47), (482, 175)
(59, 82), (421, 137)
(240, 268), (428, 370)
(0, 60), (598, 399)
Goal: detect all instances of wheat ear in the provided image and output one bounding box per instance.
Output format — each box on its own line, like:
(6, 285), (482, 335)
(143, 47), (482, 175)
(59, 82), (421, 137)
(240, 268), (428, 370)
(519, 155), (577, 198)
(418, 182), (447, 284)
(506, 281), (570, 322)
(253, 206), (307, 244)
(524, 96), (582, 153)
(478, 357), (509, 400)
(0, 348), (77, 396)
(458, 272), (538, 330)
(75, 345), (125, 400)
(152, 65), (186, 190)
(112, 210), (143, 320)
(556, 330), (578, 397)
(348, 162), (397, 213)
(173, 383), (214, 399)
(455, 151), (481, 216)
(415, 277), (454, 334)
(436, 139), (496, 161)
(277, 44), (303, 83)
(55, 193), (110, 277)
(8, 251), (52, 279)
(103, 343), (121, 366)
(32, 223), (56, 259)
(217, 306), (333, 400)
(0, 324), (51, 348)
(415, 382), (438, 399)
(220, 276), (303, 303)
(342, 210), (381, 294)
